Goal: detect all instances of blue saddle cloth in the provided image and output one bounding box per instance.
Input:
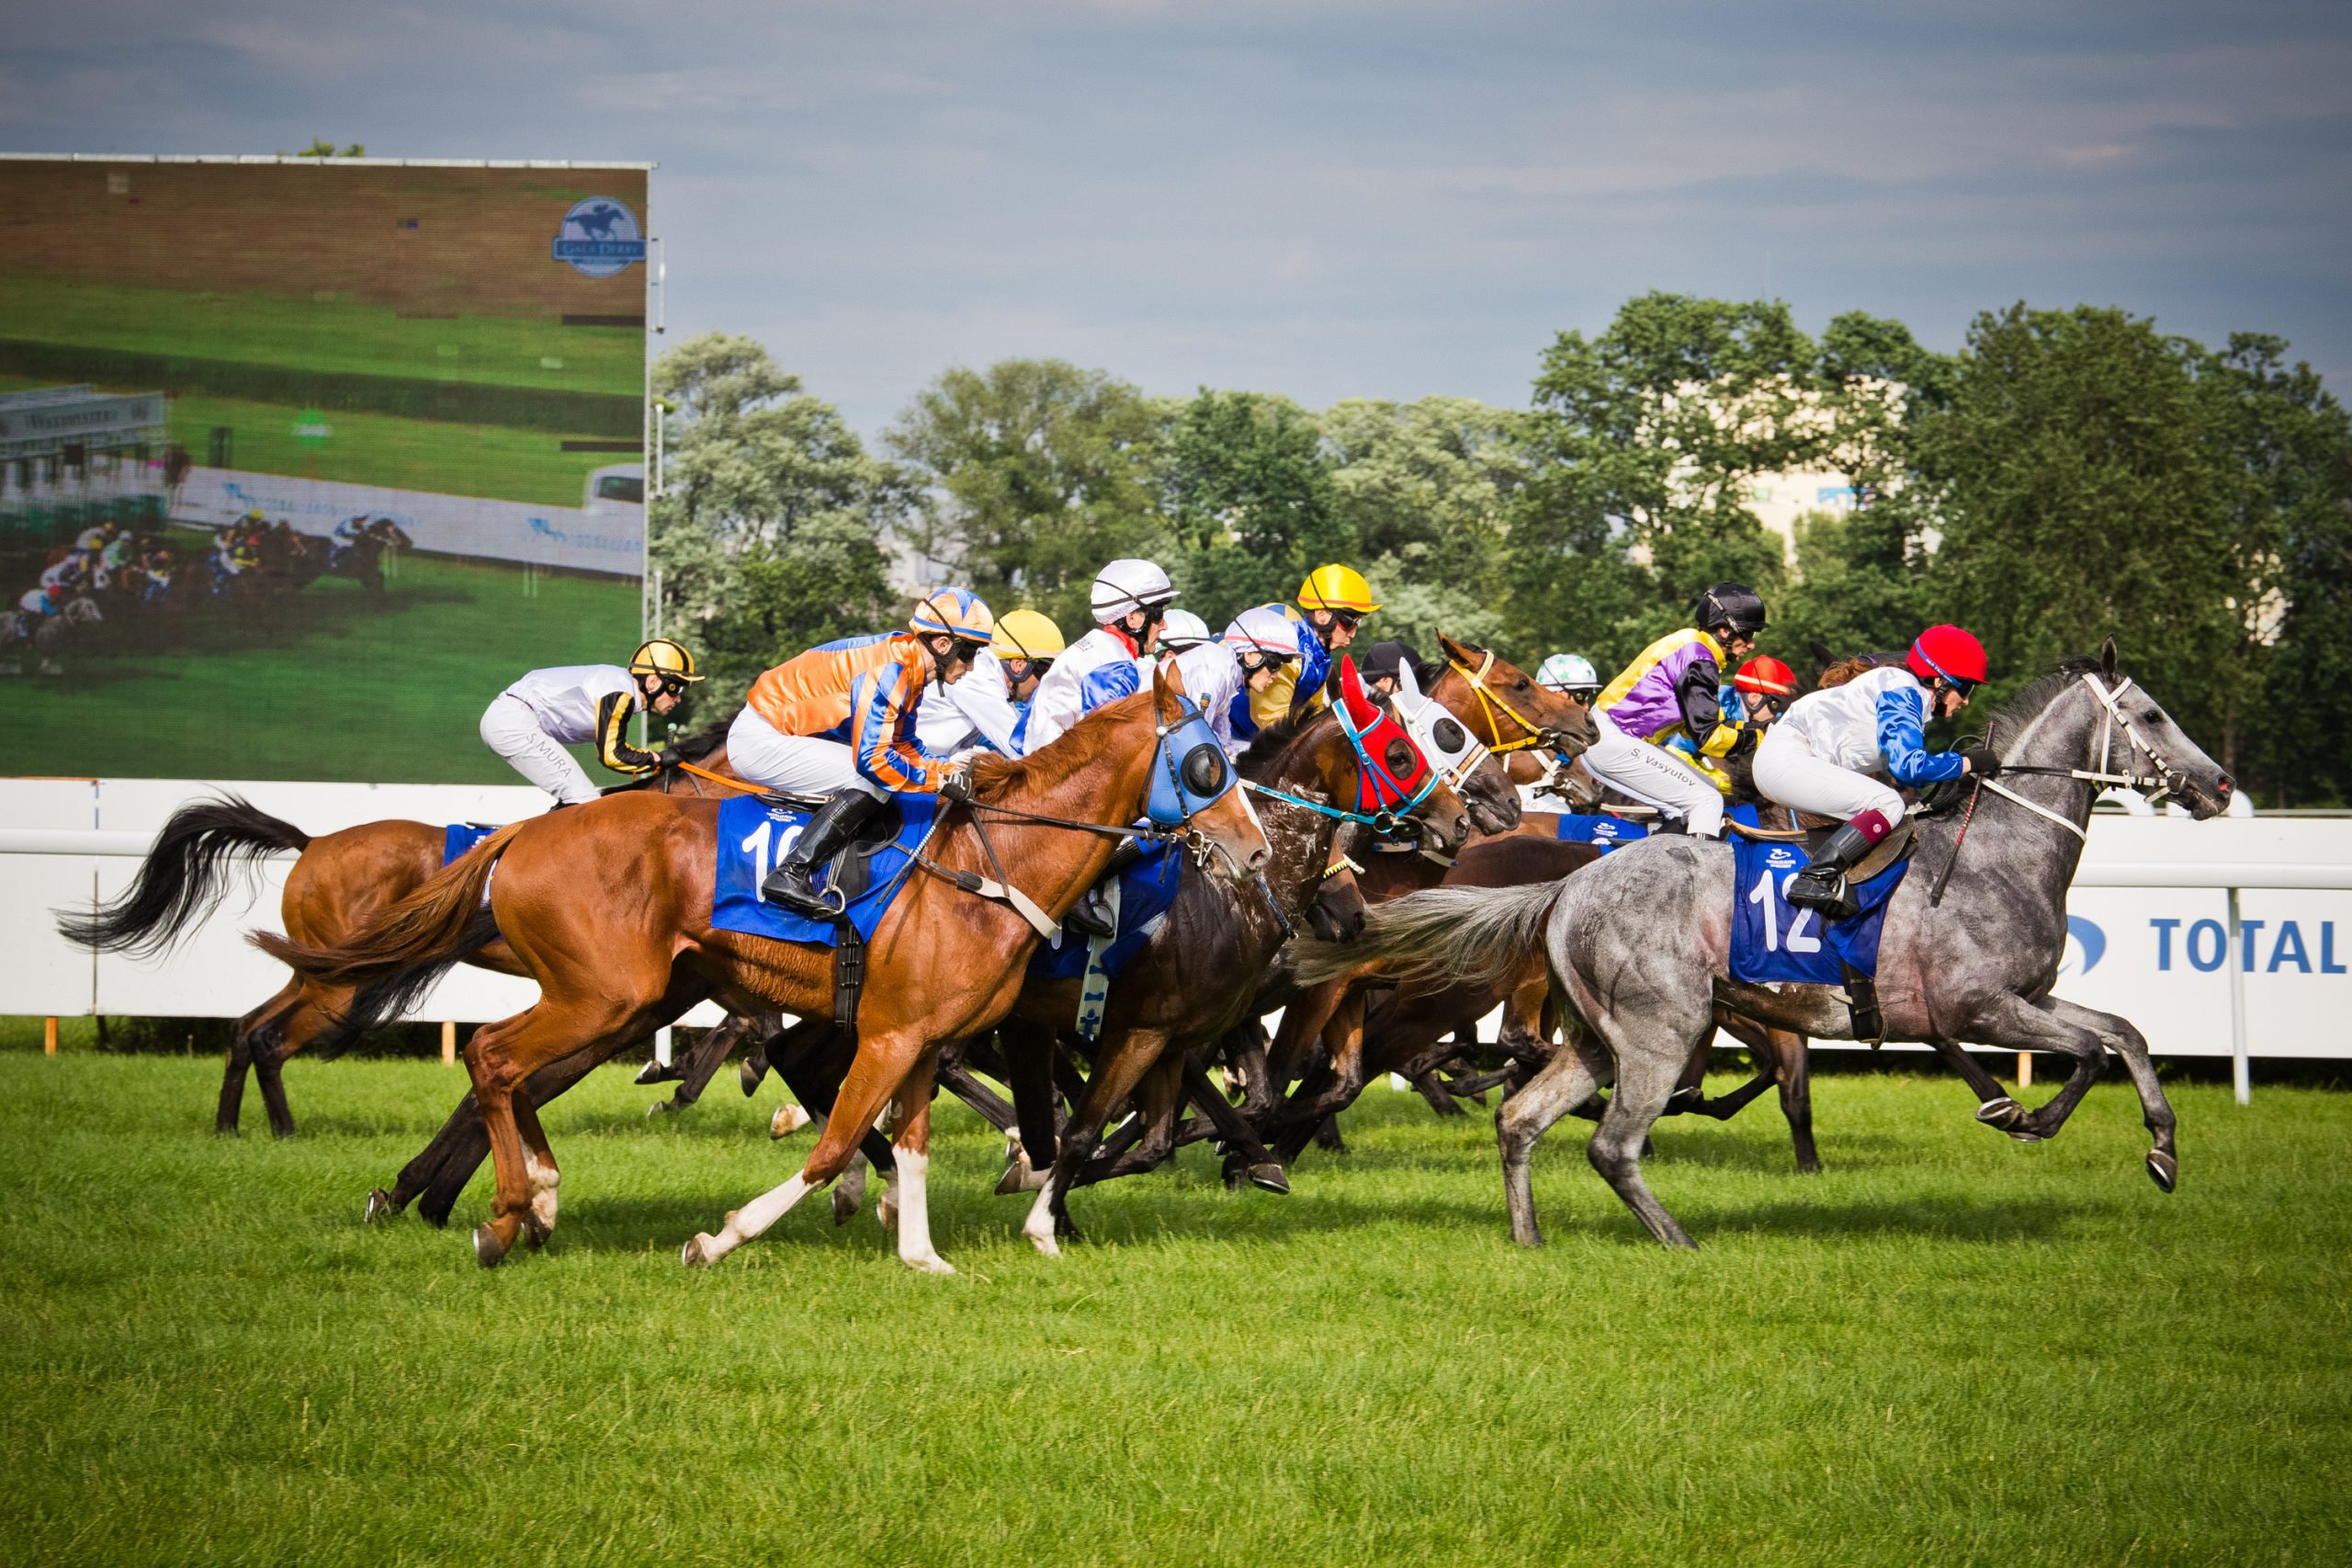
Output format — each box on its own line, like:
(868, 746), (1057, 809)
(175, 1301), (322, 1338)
(1554, 813), (1649, 852)
(442, 823), (499, 864)
(1029, 840), (1183, 982)
(710, 792), (939, 947)
(1729, 833), (1906, 985)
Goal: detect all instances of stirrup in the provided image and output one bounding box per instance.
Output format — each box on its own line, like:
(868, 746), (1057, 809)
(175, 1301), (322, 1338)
(1786, 872), (1856, 922)
(1063, 889), (1114, 940)
(761, 866), (842, 919)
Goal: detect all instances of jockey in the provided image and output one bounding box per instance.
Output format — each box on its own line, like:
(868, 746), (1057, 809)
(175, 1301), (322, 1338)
(1758, 625), (1993, 916)
(1665, 652), (1799, 790)
(1583, 582), (1770, 839)
(1256, 563), (1379, 726)
(734, 589), (994, 917)
(1536, 653), (1602, 702)
(38, 554), (85, 604)
(1020, 558), (1175, 753)
(1159, 608), (1247, 756)
(1359, 639), (1425, 699)
(990, 607), (1067, 755)
(1224, 605), (1304, 747)
(481, 638), (702, 807)
(328, 514), (369, 570)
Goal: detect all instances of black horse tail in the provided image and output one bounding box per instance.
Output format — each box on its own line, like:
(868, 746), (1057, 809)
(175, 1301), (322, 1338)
(56, 795), (311, 957)
(252, 821), (523, 1038)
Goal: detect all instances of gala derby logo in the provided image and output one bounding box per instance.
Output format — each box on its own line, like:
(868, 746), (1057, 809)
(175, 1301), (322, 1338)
(551, 197), (646, 277)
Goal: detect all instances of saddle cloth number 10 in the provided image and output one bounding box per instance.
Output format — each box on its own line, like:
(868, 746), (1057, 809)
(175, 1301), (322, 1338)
(740, 818), (807, 884)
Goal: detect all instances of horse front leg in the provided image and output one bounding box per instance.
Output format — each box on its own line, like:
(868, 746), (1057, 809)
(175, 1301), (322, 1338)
(887, 1048), (952, 1273)
(1024, 1028), (1167, 1257)
(1950, 994), (2114, 1153)
(2030, 997), (2177, 1190)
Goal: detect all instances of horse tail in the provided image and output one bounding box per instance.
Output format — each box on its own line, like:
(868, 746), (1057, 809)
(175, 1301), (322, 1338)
(251, 820), (525, 1036)
(56, 795), (311, 957)
(1285, 881), (1566, 997)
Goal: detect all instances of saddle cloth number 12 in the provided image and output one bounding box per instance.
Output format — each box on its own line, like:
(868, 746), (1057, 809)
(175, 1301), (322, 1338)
(1747, 867), (1823, 955)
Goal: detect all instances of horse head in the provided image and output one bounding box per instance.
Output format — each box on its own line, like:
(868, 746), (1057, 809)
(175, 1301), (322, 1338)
(1431, 633), (1598, 783)
(1389, 660), (1520, 836)
(1994, 639), (2233, 820)
(372, 519), (414, 551)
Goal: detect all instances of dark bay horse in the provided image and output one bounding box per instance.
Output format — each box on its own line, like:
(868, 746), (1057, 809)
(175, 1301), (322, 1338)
(1295, 646), (2233, 1248)
(56, 727), (745, 1136)
(259, 667), (1271, 1272)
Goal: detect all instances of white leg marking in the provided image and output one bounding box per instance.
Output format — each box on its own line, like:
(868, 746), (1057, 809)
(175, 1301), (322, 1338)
(769, 1100), (810, 1138)
(524, 1152), (560, 1234)
(893, 1147), (952, 1274)
(683, 1171), (811, 1266)
(1022, 1170), (1063, 1258)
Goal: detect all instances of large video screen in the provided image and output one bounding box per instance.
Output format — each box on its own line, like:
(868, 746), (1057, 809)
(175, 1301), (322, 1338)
(0, 157), (648, 784)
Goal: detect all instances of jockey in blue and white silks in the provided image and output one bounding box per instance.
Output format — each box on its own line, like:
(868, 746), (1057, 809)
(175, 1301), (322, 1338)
(1019, 558), (1176, 753)
(1221, 605), (1305, 750)
(1757, 626), (1993, 916)
(1157, 609), (1247, 756)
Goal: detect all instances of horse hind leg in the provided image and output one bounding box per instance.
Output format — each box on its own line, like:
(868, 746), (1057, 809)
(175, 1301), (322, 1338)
(1496, 1023), (1604, 1247)
(1580, 1009), (1709, 1250)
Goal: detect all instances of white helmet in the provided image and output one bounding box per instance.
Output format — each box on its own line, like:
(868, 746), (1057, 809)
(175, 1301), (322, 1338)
(1090, 558), (1178, 624)
(1223, 604), (1302, 659)
(1537, 652), (1600, 693)
(1158, 607), (1213, 649)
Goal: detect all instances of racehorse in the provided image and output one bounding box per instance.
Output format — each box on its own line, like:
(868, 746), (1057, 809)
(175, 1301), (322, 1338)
(257, 667), (1271, 1272)
(56, 722), (746, 1137)
(1292, 645), (2233, 1248)
(291, 518), (411, 604)
(2, 594), (101, 675)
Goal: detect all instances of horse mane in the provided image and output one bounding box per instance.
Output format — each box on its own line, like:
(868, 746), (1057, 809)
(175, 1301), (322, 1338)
(1815, 654), (1880, 689)
(1233, 713), (1317, 783)
(965, 690), (1158, 801)
(675, 707), (738, 761)
(1985, 656), (2103, 750)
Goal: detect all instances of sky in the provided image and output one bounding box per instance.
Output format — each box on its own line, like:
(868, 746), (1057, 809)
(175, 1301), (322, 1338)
(6, 0), (2348, 440)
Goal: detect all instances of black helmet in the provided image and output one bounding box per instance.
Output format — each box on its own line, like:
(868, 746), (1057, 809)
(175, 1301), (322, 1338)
(1691, 582), (1767, 636)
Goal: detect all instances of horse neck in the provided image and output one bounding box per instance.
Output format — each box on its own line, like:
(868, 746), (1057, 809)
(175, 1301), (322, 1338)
(1251, 728), (1349, 907)
(1946, 682), (2100, 897)
(1429, 667), (1516, 752)
(956, 707), (1160, 912)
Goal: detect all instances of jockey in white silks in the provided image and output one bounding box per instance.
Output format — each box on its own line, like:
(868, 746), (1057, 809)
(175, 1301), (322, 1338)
(1754, 624), (1994, 917)
(478, 639), (700, 806)
(1018, 558), (1176, 755)
(1156, 608), (1248, 757)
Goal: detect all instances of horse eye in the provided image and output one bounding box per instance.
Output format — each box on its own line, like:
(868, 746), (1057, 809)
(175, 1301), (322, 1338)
(1182, 744), (1227, 795)
(1385, 739), (1416, 775)
(1432, 717), (1466, 753)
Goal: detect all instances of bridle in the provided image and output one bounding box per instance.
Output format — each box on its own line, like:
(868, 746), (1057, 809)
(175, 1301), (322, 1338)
(1447, 649), (1563, 757)
(1970, 672), (2188, 845)
(1241, 701), (1440, 840)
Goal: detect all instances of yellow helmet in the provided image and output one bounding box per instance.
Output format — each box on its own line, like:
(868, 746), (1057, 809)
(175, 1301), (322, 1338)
(990, 607), (1067, 660)
(1297, 563), (1381, 615)
(629, 637), (704, 684)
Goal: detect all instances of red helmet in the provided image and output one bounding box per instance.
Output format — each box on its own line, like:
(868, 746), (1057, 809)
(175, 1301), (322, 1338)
(1907, 625), (1988, 688)
(1733, 655), (1797, 697)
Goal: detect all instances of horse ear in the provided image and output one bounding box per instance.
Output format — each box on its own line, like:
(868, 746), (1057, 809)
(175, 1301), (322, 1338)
(1151, 655), (1187, 716)
(1808, 640), (1837, 672)
(1435, 632), (1472, 668)
(2100, 637), (2118, 680)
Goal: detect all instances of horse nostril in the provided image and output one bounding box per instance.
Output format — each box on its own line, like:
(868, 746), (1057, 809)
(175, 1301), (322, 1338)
(2217, 773), (2234, 795)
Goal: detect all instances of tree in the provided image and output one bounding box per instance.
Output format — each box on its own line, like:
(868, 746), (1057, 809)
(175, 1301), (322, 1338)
(1160, 389), (1340, 629)
(1918, 306), (2254, 764)
(648, 333), (903, 720)
(1322, 396), (1527, 655)
(886, 361), (1165, 635)
(288, 140), (365, 157)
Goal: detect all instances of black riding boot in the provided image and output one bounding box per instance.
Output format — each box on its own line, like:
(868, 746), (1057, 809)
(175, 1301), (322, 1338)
(1784, 820), (1878, 921)
(1063, 837), (1147, 940)
(761, 789), (881, 918)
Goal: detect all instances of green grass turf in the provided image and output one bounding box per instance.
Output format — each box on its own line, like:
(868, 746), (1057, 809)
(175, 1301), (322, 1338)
(0, 1052), (2344, 1564)
(0, 373), (623, 508)
(6, 547), (638, 783)
(0, 277), (644, 396)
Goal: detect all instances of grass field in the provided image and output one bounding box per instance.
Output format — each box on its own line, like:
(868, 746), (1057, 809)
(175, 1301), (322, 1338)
(0, 1052), (2345, 1564)
(8, 549), (638, 783)
(0, 278), (644, 396)
(0, 374), (618, 509)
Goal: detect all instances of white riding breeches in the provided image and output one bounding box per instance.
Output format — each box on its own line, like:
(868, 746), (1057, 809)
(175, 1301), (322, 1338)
(1753, 725), (1904, 825)
(1580, 709), (1725, 837)
(727, 707), (889, 800)
(480, 694), (599, 805)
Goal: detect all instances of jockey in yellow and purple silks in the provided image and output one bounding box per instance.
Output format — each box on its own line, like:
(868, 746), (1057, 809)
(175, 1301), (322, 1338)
(1582, 582), (1770, 839)
(730, 587), (994, 917)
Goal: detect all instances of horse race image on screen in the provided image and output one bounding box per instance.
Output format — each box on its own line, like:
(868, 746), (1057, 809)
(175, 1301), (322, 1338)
(0, 156), (649, 783)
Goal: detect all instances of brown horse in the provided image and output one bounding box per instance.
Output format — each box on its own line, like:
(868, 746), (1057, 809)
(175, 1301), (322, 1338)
(259, 666), (1270, 1272)
(57, 727), (745, 1137)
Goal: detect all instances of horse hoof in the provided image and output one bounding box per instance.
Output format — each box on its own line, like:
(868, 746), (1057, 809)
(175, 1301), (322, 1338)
(902, 1253), (956, 1276)
(1024, 1229), (1062, 1259)
(2007, 1127), (2046, 1144)
(1975, 1096), (2025, 1130)
(632, 1060), (669, 1086)
(769, 1103), (809, 1139)
(682, 1233), (718, 1267)
(472, 1225), (506, 1269)
(1665, 1087), (1702, 1115)
(738, 1059), (763, 1098)
(363, 1188), (395, 1224)
(877, 1197), (899, 1232)
(1247, 1163), (1290, 1195)
(993, 1161), (1028, 1197)
(2147, 1150), (2177, 1193)
(645, 1100), (670, 1118)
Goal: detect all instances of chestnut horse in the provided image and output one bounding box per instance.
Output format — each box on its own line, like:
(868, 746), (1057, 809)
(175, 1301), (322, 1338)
(56, 728), (744, 1137)
(259, 667), (1270, 1273)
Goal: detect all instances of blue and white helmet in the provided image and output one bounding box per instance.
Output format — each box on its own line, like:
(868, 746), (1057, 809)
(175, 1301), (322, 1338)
(1537, 652), (1600, 693)
(1224, 605), (1302, 660)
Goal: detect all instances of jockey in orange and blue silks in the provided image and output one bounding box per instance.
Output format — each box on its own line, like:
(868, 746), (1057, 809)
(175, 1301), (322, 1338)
(732, 588), (996, 916)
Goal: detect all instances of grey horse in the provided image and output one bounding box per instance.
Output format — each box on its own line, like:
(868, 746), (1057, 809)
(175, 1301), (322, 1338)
(1289, 643), (2233, 1248)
